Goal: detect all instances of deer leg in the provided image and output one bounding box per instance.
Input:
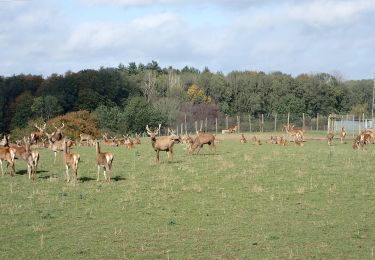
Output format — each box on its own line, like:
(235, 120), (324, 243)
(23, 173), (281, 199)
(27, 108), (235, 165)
(65, 165), (70, 182)
(0, 160), (3, 176)
(97, 165), (100, 182)
(27, 164), (31, 179)
(156, 150), (160, 163)
(54, 151), (57, 164)
(103, 168), (107, 181)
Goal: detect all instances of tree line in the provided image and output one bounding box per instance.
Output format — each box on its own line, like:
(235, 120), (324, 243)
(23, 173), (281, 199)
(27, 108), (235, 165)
(0, 60), (373, 136)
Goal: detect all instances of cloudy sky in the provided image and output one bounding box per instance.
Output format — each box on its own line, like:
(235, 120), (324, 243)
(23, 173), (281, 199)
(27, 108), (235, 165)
(0, 0), (374, 79)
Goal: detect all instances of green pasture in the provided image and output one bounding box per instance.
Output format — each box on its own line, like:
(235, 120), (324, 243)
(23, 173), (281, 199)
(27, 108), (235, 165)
(1, 134), (374, 259)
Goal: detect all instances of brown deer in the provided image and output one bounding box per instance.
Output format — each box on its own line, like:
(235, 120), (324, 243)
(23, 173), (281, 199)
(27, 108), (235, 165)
(278, 136), (286, 146)
(51, 122), (65, 142)
(240, 134), (247, 144)
(95, 141), (114, 182)
(146, 124), (180, 162)
(124, 134), (134, 149)
(133, 133), (141, 145)
(63, 140), (80, 183)
(102, 133), (118, 147)
(283, 124), (304, 141)
(46, 132), (73, 163)
(340, 127), (346, 144)
(327, 132), (334, 146)
(30, 123), (46, 145)
(294, 132), (304, 147)
(189, 132), (215, 154)
(0, 141), (16, 176)
(79, 133), (93, 146)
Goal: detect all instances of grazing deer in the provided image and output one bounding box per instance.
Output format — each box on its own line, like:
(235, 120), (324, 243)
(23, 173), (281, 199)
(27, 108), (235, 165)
(95, 141), (114, 182)
(146, 125), (180, 162)
(327, 132), (334, 146)
(124, 134), (134, 149)
(189, 132), (216, 154)
(228, 125), (238, 134)
(240, 134), (247, 144)
(63, 140), (80, 183)
(30, 123), (46, 145)
(79, 133), (93, 146)
(0, 142), (16, 176)
(340, 127), (346, 144)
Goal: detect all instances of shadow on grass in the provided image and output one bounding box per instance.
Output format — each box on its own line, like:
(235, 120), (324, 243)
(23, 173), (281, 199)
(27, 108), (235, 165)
(78, 176), (96, 182)
(111, 175), (126, 182)
(16, 169), (49, 176)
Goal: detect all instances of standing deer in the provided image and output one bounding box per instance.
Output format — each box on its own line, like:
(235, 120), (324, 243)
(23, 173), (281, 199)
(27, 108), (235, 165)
(146, 125), (180, 162)
(124, 134), (134, 149)
(189, 132), (216, 154)
(30, 123), (46, 145)
(340, 127), (346, 144)
(51, 122), (65, 142)
(79, 133), (93, 146)
(133, 133), (141, 145)
(46, 132), (74, 163)
(95, 141), (114, 182)
(63, 140), (80, 183)
(0, 140), (16, 176)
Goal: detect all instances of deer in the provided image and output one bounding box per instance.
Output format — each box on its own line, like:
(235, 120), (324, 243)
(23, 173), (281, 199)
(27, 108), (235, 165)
(340, 127), (346, 144)
(268, 135), (278, 144)
(133, 133), (141, 145)
(228, 125), (238, 134)
(189, 132), (215, 154)
(278, 136), (286, 146)
(240, 134), (247, 144)
(0, 139), (16, 176)
(294, 132), (304, 147)
(327, 132), (334, 146)
(95, 141), (114, 182)
(283, 124), (304, 141)
(63, 139), (80, 183)
(146, 124), (180, 162)
(79, 133), (93, 146)
(30, 123), (46, 145)
(46, 132), (73, 163)
(50, 122), (65, 142)
(5, 136), (39, 180)
(123, 134), (134, 149)
(102, 133), (118, 147)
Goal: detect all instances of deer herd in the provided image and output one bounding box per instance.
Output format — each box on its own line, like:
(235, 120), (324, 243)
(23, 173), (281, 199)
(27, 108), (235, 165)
(0, 121), (373, 182)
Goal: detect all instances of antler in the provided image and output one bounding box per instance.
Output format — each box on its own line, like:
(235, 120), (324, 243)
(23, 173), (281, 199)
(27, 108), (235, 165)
(35, 123), (46, 132)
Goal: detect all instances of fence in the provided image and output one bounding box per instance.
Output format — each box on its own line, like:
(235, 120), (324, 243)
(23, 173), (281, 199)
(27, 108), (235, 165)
(171, 113), (374, 136)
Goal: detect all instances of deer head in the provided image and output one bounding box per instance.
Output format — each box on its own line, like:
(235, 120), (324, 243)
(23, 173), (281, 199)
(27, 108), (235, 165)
(146, 124), (161, 139)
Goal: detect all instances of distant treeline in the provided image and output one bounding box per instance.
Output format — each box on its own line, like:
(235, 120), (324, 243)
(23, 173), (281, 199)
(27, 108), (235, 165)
(0, 60), (372, 134)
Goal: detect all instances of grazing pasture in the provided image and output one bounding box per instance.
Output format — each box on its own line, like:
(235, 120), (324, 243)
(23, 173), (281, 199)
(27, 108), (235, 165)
(0, 133), (375, 259)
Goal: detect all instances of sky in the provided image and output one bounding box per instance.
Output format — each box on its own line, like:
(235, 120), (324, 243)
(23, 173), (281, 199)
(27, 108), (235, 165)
(0, 0), (374, 79)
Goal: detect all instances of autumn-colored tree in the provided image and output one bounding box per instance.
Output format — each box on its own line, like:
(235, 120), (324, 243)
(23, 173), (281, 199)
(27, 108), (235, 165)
(187, 84), (211, 104)
(46, 111), (100, 140)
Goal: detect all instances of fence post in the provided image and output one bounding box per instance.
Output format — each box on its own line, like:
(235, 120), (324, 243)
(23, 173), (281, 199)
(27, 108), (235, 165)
(226, 116), (228, 129)
(302, 113), (305, 129)
(215, 117), (218, 134)
(274, 113), (277, 132)
(195, 121), (198, 133)
(352, 115), (355, 137)
(205, 117), (207, 132)
(287, 112), (290, 128)
(184, 114), (187, 134)
(237, 115), (240, 133)
(258, 114), (261, 133)
(261, 114), (264, 132)
(316, 113), (319, 131)
(249, 114), (252, 132)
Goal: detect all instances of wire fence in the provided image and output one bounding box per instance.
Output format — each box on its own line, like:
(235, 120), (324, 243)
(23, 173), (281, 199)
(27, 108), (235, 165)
(171, 113), (374, 136)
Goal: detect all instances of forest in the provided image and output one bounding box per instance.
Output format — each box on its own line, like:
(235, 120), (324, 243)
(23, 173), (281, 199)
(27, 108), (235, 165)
(0, 60), (373, 137)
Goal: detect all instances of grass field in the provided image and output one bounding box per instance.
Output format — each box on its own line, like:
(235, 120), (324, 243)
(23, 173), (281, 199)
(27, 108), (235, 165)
(1, 133), (375, 259)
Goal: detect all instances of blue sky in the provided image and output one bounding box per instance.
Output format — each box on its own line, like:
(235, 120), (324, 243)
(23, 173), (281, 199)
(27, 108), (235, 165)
(0, 0), (374, 79)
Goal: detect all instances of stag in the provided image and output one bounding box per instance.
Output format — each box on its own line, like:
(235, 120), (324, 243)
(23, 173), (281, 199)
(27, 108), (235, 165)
(30, 123), (46, 145)
(50, 122), (65, 142)
(283, 124), (304, 141)
(46, 132), (73, 163)
(102, 133), (118, 147)
(146, 125), (180, 162)
(189, 132), (215, 154)
(124, 134), (134, 149)
(63, 140), (80, 183)
(95, 141), (114, 182)
(133, 133), (141, 145)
